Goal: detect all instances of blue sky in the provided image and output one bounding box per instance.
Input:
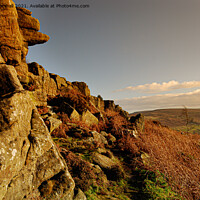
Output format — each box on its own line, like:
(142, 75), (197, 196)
(14, 0), (200, 112)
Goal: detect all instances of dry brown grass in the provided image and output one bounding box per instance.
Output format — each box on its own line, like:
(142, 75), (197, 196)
(62, 150), (99, 191)
(105, 109), (129, 138)
(139, 120), (200, 200)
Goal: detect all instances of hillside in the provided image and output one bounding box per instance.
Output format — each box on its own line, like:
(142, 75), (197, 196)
(0, 1), (200, 200)
(130, 108), (200, 134)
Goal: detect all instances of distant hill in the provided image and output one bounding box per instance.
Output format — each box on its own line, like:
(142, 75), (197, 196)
(130, 108), (200, 134)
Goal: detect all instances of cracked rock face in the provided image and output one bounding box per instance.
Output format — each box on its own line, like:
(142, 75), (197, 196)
(0, 0), (49, 65)
(0, 64), (75, 199)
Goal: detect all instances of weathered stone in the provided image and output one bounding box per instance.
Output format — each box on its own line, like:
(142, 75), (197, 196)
(50, 73), (68, 90)
(0, 54), (5, 64)
(141, 152), (150, 165)
(94, 111), (105, 122)
(0, 45), (22, 65)
(0, 0), (23, 65)
(0, 64), (23, 97)
(115, 105), (129, 118)
(97, 148), (114, 159)
(90, 95), (105, 111)
(28, 62), (44, 76)
(126, 129), (138, 138)
(61, 102), (80, 121)
(81, 110), (98, 126)
(27, 62), (57, 106)
(21, 28), (50, 46)
(72, 81), (90, 97)
(74, 188), (87, 200)
(92, 152), (124, 180)
(0, 0), (50, 66)
(17, 7), (40, 31)
(29, 90), (48, 106)
(91, 131), (108, 145)
(104, 100), (115, 110)
(15, 62), (29, 83)
(92, 152), (116, 170)
(46, 116), (62, 133)
(28, 63), (57, 96)
(130, 113), (145, 133)
(101, 132), (116, 146)
(0, 91), (75, 200)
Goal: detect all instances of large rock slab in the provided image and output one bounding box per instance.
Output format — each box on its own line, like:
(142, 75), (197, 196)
(130, 113), (145, 133)
(50, 73), (68, 90)
(0, 0), (23, 65)
(90, 95), (105, 111)
(0, 64), (23, 97)
(0, 90), (75, 199)
(27, 62), (58, 106)
(21, 28), (50, 46)
(81, 110), (98, 126)
(92, 152), (124, 180)
(17, 7), (40, 31)
(72, 81), (90, 97)
(61, 102), (80, 121)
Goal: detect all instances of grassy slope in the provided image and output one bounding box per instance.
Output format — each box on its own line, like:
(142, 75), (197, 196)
(130, 108), (200, 134)
(44, 88), (200, 199)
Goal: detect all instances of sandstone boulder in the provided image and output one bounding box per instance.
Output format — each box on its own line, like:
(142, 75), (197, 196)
(80, 110), (98, 126)
(72, 81), (90, 97)
(21, 28), (50, 46)
(14, 62), (29, 84)
(0, 0), (49, 65)
(104, 100), (115, 110)
(0, 0), (23, 65)
(27, 62), (58, 106)
(92, 152), (124, 180)
(90, 95), (105, 111)
(0, 54), (5, 64)
(0, 64), (23, 97)
(17, 7), (40, 31)
(115, 105), (129, 118)
(50, 73), (68, 90)
(61, 102), (80, 121)
(91, 131), (108, 145)
(130, 113), (145, 133)
(46, 116), (62, 133)
(74, 188), (87, 200)
(0, 90), (75, 200)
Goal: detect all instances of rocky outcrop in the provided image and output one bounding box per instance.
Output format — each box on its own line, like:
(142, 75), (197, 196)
(0, 0), (23, 65)
(0, 64), (23, 97)
(72, 81), (91, 97)
(0, 1), (134, 199)
(90, 95), (105, 111)
(92, 152), (124, 181)
(104, 100), (115, 110)
(17, 7), (40, 31)
(0, 1), (49, 66)
(50, 73), (68, 90)
(17, 7), (49, 47)
(130, 113), (145, 133)
(80, 109), (99, 126)
(74, 189), (87, 200)
(27, 62), (57, 106)
(0, 2), (76, 199)
(61, 102), (81, 121)
(0, 64), (75, 199)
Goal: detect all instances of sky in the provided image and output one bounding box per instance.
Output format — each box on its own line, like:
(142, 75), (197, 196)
(13, 0), (200, 113)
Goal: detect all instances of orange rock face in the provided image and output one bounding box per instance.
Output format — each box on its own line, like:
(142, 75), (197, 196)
(0, 0), (49, 65)
(0, 0), (23, 64)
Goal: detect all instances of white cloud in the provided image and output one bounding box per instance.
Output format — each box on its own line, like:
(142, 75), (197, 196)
(115, 89), (200, 112)
(114, 80), (200, 93)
